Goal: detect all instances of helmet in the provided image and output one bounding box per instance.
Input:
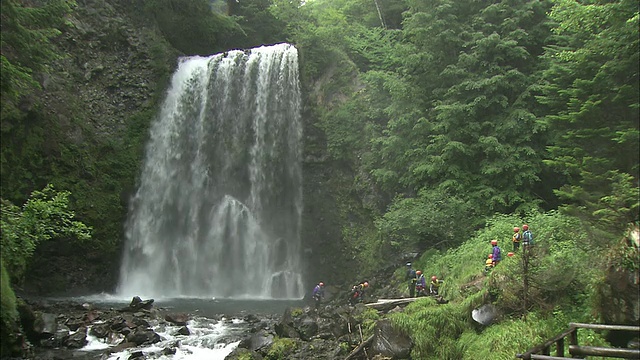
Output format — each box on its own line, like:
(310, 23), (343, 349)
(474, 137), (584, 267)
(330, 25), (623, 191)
(319, 282), (324, 287)
(416, 270), (422, 276)
(488, 254), (493, 258)
(431, 276), (437, 281)
(406, 262), (412, 267)
(522, 224), (529, 231)
(363, 282), (369, 288)
(491, 240), (498, 245)
(514, 227), (520, 232)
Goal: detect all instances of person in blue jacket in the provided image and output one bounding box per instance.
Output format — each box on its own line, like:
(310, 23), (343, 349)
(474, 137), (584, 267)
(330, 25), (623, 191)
(522, 224), (534, 248)
(312, 282), (325, 310)
(491, 239), (502, 266)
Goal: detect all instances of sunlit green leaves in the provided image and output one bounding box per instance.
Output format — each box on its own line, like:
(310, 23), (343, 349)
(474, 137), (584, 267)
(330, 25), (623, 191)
(0, 184), (92, 283)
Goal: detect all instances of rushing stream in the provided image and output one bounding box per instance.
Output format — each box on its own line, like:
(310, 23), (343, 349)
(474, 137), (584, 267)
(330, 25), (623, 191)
(118, 43), (305, 299)
(55, 295), (303, 360)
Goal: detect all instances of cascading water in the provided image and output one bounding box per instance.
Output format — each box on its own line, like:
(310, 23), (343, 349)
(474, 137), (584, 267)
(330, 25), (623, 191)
(117, 43), (304, 299)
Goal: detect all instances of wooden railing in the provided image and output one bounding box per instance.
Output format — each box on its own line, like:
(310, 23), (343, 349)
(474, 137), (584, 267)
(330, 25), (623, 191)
(515, 323), (640, 360)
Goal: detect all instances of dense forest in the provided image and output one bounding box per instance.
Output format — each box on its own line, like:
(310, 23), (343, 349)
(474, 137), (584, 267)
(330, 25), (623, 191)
(1, 0), (638, 358)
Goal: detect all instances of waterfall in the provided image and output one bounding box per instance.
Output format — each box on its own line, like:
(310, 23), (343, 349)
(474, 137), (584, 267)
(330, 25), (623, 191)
(117, 43), (304, 299)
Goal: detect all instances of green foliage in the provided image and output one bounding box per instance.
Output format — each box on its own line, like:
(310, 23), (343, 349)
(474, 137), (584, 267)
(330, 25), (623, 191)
(290, 307), (303, 317)
(390, 0), (550, 213)
(0, 184), (92, 283)
(539, 0), (639, 232)
(0, 0), (74, 118)
(377, 188), (474, 252)
(143, 0), (245, 55)
(227, 0), (288, 48)
(341, 217), (387, 275)
(390, 299), (467, 359)
(265, 337), (297, 360)
(0, 260), (19, 358)
(353, 307), (380, 337)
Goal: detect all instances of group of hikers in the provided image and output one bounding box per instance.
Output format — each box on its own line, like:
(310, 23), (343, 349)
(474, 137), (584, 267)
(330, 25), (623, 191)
(311, 224), (535, 309)
(311, 268), (442, 310)
(405, 262), (444, 298)
(484, 224), (535, 274)
(311, 280), (370, 309)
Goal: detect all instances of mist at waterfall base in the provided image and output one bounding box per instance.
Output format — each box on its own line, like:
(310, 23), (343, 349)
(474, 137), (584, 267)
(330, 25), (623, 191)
(117, 42), (305, 300)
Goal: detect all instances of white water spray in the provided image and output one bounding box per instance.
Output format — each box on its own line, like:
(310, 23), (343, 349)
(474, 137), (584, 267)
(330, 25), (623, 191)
(118, 44), (304, 299)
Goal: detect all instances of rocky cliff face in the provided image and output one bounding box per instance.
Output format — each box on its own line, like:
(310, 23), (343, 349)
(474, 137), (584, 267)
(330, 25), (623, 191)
(43, 0), (174, 139)
(20, 0), (178, 294)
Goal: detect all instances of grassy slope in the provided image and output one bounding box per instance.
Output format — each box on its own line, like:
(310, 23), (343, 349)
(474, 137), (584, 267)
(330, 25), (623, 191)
(386, 210), (620, 359)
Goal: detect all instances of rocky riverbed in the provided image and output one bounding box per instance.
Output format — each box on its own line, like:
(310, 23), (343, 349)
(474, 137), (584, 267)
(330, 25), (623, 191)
(11, 289), (417, 360)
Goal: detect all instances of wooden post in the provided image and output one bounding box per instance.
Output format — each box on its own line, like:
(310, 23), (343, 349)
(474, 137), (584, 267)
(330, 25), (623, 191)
(569, 327), (578, 347)
(556, 337), (564, 357)
(344, 335), (374, 360)
(358, 324), (370, 360)
(523, 244), (529, 320)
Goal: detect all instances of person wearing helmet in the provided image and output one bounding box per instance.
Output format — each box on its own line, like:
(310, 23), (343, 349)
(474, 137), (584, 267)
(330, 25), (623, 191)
(349, 284), (360, 306)
(522, 224), (534, 248)
(406, 262), (417, 298)
(358, 281), (369, 302)
(429, 275), (444, 295)
(313, 282), (325, 310)
(512, 226), (521, 252)
(484, 254), (494, 274)
(491, 239), (502, 266)
(415, 271), (427, 296)
(349, 281), (369, 305)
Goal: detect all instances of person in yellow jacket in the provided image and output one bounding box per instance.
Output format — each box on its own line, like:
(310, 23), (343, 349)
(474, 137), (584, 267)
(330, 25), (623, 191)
(512, 226), (521, 252)
(429, 276), (444, 295)
(484, 254), (494, 274)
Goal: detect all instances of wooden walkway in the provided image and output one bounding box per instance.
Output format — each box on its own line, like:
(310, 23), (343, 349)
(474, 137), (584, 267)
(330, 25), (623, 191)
(516, 323), (640, 359)
(364, 297), (420, 311)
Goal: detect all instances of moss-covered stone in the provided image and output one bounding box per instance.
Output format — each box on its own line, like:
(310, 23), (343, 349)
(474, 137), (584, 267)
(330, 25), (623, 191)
(1, 261), (19, 358)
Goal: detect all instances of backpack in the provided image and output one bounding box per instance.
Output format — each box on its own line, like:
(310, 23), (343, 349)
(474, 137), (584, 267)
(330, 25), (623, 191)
(523, 230), (534, 245)
(513, 233), (521, 243)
